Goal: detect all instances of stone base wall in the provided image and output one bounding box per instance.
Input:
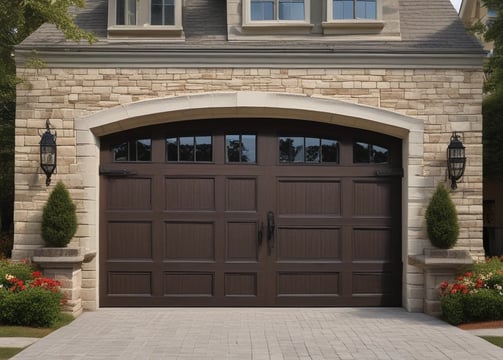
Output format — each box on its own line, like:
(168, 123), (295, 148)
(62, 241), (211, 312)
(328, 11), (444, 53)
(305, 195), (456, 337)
(14, 67), (484, 311)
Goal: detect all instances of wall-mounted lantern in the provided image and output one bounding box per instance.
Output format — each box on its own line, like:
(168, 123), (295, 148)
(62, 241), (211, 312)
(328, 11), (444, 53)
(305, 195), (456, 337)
(447, 132), (466, 190)
(40, 119), (57, 186)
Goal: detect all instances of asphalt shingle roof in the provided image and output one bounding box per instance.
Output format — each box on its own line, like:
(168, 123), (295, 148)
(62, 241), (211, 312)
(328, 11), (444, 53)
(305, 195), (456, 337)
(18, 0), (484, 54)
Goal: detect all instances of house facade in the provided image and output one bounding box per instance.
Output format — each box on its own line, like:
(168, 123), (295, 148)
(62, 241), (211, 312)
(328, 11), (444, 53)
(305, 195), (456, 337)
(13, 0), (485, 314)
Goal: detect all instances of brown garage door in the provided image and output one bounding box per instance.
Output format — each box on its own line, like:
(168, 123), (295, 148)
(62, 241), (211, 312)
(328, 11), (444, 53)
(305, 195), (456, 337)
(99, 119), (402, 307)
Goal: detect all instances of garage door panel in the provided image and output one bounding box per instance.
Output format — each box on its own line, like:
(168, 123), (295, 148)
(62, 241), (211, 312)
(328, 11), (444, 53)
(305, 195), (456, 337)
(277, 179), (341, 216)
(108, 178), (152, 210)
(352, 228), (394, 262)
(226, 178), (257, 211)
(352, 272), (396, 295)
(353, 181), (392, 217)
(226, 222), (259, 262)
(277, 272), (340, 296)
(108, 272), (152, 296)
(164, 222), (215, 261)
(276, 227), (342, 261)
(108, 221), (152, 260)
(224, 273), (257, 296)
(165, 177), (215, 211)
(163, 272), (214, 297)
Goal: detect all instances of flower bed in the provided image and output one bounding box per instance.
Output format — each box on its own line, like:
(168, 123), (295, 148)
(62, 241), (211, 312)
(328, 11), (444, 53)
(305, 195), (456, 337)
(440, 257), (503, 325)
(0, 259), (64, 327)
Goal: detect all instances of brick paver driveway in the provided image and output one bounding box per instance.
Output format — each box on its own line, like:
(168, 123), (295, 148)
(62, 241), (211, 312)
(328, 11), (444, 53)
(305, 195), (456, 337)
(12, 308), (503, 359)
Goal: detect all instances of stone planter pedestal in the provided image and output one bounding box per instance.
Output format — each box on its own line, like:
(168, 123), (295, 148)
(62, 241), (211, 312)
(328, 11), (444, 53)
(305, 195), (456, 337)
(409, 249), (473, 316)
(32, 248), (95, 318)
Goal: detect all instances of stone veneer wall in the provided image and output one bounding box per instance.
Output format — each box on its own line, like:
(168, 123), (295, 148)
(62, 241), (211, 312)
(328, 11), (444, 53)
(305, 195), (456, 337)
(14, 67), (484, 311)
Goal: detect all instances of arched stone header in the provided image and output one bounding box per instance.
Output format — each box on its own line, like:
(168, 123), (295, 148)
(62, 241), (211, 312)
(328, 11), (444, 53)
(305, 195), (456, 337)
(76, 92), (423, 139)
(75, 91), (424, 311)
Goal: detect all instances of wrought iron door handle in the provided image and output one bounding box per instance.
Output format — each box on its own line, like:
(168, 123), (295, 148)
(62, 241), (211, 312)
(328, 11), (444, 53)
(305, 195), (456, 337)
(267, 211), (275, 251)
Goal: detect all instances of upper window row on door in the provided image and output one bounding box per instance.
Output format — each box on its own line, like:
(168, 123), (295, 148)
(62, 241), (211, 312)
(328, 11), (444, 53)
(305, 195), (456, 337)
(112, 136), (389, 164)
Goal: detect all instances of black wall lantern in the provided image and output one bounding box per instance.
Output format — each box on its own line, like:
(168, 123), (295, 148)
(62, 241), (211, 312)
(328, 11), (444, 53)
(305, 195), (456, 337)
(39, 119), (57, 186)
(447, 132), (466, 190)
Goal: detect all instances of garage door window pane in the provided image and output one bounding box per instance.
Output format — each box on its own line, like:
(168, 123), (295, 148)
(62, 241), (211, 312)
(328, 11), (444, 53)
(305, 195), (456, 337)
(196, 136), (212, 162)
(166, 136), (213, 162)
(226, 134), (257, 163)
(354, 142), (388, 163)
(279, 137), (303, 163)
(113, 142), (129, 161)
(321, 139), (339, 163)
(179, 137), (194, 161)
(166, 138), (178, 161)
(305, 137), (320, 163)
(112, 139), (151, 162)
(136, 139), (152, 161)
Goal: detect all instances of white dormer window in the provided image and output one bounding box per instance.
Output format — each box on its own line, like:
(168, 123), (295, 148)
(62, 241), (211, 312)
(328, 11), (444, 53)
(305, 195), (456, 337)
(323, 0), (384, 35)
(108, 0), (183, 39)
(331, 0), (377, 20)
(243, 0), (311, 24)
(251, 0), (306, 21)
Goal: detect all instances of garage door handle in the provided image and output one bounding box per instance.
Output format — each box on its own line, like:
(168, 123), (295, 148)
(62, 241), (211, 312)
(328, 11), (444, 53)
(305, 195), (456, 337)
(267, 211), (275, 252)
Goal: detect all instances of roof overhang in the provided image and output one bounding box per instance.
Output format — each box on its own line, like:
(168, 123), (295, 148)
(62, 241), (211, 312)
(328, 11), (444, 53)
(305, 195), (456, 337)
(15, 47), (485, 69)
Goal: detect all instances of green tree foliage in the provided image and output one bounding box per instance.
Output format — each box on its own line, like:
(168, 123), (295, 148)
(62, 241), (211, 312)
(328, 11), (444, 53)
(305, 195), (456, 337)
(425, 184), (460, 249)
(41, 181), (78, 247)
(482, 92), (503, 179)
(469, 2), (503, 179)
(482, 0), (503, 93)
(0, 0), (94, 234)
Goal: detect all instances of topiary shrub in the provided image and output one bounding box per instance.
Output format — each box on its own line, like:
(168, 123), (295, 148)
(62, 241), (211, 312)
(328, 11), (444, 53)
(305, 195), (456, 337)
(425, 183), (459, 249)
(41, 181), (78, 247)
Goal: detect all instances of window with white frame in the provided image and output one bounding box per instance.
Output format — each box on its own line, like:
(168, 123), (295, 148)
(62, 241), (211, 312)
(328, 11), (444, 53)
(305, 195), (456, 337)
(247, 0), (310, 22)
(330, 0), (377, 20)
(108, 0), (183, 37)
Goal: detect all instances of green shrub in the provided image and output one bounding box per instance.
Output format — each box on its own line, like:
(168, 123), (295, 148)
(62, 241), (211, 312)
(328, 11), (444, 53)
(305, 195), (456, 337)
(440, 258), (503, 325)
(463, 289), (503, 322)
(425, 183), (459, 249)
(441, 294), (465, 325)
(0, 260), (64, 327)
(0, 260), (33, 288)
(0, 287), (63, 327)
(473, 257), (503, 276)
(41, 181), (78, 247)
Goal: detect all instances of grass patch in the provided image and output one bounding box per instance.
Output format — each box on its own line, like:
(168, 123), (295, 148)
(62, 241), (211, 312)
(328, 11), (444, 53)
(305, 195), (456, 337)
(481, 336), (503, 348)
(0, 313), (74, 338)
(0, 347), (23, 359)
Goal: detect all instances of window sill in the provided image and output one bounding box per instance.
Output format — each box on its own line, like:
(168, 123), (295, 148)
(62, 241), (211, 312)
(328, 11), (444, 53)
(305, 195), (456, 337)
(107, 25), (185, 39)
(322, 20), (384, 35)
(240, 21), (313, 36)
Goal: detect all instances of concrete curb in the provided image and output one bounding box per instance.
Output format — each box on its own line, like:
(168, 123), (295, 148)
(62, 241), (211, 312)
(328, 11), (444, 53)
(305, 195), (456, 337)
(0, 338), (38, 348)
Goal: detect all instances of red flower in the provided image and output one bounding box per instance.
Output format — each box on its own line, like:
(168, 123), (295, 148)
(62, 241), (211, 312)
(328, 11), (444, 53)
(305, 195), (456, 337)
(464, 272), (473, 278)
(457, 276), (464, 281)
(31, 271), (42, 279)
(440, 281), (449, 289)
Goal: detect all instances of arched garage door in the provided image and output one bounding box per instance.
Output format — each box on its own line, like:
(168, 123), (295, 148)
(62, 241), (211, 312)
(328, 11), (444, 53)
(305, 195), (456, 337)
(99, 119), (402, 306)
